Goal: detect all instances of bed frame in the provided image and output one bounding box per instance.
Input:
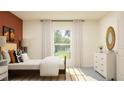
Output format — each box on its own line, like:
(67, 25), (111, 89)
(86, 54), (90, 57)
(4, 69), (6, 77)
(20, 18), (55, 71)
(6, 43), (66, 80)
(9, 56), (66, 80)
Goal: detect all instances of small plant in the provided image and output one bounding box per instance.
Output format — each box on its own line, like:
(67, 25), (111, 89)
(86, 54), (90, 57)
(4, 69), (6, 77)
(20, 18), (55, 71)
(99, 46), (103, 53)
(99, 46), (103, 50)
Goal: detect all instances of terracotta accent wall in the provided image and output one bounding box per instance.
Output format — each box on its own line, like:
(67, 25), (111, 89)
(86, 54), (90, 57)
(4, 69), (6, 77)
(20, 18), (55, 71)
(0, 11), (23, 48)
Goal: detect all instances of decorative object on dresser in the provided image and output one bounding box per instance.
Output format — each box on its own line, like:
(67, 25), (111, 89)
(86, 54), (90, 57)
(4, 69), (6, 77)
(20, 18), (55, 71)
(0, 59), (8, 81)
(99, 46), (103, 53)
(94, 51), (116, 80)
(0, 36), (6, 60)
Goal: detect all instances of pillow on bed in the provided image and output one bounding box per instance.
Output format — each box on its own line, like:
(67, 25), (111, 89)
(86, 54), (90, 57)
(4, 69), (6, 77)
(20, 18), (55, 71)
(14, 50), (23, 63)
(2, 50), (11, 63)
(9, 49), (16, 63)
(21, 53), (30, 62)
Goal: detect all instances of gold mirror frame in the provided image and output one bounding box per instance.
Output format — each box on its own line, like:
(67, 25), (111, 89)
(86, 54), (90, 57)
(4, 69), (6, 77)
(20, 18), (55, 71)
(106, 26), (115, 50)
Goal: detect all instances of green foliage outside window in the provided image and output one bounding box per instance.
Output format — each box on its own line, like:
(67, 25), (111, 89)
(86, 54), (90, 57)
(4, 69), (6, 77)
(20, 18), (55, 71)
(54, 30), (71, 59)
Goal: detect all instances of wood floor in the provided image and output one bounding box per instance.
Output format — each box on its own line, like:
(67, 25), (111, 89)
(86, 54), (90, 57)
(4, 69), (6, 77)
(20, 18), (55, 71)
(9, 68), (88, 81)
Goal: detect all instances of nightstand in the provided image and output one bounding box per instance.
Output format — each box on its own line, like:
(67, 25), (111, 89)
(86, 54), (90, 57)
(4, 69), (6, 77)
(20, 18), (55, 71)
(0, 60), (8, 81)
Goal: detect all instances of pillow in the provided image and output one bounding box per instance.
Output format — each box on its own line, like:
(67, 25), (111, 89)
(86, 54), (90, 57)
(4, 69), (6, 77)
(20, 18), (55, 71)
(9, 50), (16, 63)
(2, 50), (11, 63)
(14, 50), (23, 63)
(21, 53), (30, 62)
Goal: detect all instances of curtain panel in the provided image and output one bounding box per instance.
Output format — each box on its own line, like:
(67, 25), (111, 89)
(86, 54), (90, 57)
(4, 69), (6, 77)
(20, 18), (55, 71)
(41, 19), (53, 58)
(71, 20), (83, 67)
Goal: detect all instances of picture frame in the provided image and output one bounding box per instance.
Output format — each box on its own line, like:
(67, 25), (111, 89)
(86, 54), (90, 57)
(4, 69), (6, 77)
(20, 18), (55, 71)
(9, 28), (15, 42)
(3, 26), (10, 42)
(2, 26), (15, 42)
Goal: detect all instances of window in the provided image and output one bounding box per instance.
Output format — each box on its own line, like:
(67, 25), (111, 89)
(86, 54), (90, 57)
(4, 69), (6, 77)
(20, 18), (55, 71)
(54, 30), (71, 59)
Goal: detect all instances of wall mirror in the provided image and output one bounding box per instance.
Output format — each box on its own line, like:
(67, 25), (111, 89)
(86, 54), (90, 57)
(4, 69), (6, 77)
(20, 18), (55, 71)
(106, 26), (115, 50)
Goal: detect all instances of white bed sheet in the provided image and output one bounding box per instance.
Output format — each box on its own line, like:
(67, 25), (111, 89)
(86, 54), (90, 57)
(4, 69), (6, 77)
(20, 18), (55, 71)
(8, 59), (64, 70)
(8, 60), (42, 70)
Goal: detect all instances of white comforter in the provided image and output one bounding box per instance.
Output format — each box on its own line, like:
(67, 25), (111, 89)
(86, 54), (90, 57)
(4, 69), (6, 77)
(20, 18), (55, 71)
(8, 59), (42, 70)
(40, 56), (63, 76)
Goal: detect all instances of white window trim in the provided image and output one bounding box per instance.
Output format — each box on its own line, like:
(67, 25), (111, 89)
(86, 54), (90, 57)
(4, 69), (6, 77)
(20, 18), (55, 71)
(52, 30), (72, 59)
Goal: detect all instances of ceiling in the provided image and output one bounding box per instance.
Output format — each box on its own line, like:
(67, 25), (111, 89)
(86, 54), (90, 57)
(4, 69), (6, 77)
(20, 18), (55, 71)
(11, 11), (109, 21)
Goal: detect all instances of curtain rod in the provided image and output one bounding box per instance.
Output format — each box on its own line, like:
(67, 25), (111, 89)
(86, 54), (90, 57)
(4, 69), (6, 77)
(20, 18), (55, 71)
(40, 20), (85, 22)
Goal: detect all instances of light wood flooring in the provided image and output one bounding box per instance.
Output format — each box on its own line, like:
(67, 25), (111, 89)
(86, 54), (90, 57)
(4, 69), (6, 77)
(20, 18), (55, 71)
(9, 68), (105, 81)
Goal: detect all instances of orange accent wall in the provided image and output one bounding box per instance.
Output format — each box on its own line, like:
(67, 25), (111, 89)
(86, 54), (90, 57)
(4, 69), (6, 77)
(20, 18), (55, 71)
(0, 11), (23, 48)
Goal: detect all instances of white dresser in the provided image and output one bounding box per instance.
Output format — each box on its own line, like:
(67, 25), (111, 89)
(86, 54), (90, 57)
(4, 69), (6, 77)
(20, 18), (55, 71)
(94, 51), (116, 80)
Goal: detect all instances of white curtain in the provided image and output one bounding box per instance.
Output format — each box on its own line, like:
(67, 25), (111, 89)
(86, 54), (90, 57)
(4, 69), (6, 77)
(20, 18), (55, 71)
(71, 20), (83, 67)
(41, 19), (53, 58)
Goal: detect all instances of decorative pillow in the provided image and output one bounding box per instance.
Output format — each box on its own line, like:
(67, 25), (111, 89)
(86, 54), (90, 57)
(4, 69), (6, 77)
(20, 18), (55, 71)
(9, 50), (16, 63)
(21, 53), (30, 62)
(14, 50), (23, 63)
(2, 50), (11, 63)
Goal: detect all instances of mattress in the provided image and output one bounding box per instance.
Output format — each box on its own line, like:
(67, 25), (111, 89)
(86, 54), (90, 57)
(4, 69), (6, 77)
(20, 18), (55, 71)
(8, 60), (42, 70)
(8, 59), (64, 70)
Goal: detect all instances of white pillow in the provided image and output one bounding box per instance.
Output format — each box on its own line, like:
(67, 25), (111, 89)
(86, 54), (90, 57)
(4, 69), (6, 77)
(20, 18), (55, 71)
(2, 50), (11, 63)
(21, 53), (30, 62)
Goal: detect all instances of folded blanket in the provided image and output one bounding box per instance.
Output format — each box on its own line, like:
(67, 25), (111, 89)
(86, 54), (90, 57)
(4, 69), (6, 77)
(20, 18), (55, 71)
(40, 56), (62, 76)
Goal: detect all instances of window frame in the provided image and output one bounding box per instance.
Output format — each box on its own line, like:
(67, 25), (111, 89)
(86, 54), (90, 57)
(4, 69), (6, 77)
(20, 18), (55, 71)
(53, 29), (72, 59)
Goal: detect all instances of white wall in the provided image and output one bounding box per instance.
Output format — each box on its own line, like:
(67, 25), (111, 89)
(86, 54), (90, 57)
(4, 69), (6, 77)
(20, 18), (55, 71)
(98, 12), (124, 80)
(99, 12), (118, 52)
(82, 21), (99, 67)
(23, 21), (42, 59)
(23, 20), (99, 67)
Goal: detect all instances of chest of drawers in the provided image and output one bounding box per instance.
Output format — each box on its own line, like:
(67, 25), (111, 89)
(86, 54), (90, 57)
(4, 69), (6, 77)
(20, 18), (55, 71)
(94, 51), (116, 80)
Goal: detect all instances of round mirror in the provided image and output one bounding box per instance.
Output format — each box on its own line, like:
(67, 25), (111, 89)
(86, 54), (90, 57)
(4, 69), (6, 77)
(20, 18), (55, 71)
(106, 26), (115, 50)
(108, 32), (113, 44)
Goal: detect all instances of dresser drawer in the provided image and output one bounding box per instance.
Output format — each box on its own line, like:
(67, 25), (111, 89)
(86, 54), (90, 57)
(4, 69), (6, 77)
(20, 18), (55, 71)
(100, 68), (106, 77)
(94, 65), (98, 71)
(94, 53), (106, 77)
(100, 57), (106, 62)
(95, 55), (106, 62)
(99, 69), (104, 76)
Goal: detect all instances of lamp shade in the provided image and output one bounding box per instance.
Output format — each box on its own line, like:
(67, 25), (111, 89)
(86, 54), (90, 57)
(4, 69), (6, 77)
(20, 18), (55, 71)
(0, 36), (6, 47)
(22, 39), (29, 47)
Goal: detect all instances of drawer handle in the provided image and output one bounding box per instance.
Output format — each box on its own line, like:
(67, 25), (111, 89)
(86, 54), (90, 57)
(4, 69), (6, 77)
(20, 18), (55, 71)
(96, 61), (97, 63)
(101, 70), (103, 72)
(95, 66), (97, 68)
(101, 58), (104, 60)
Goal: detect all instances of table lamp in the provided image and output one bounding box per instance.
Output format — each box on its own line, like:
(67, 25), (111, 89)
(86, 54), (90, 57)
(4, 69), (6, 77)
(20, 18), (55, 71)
(22, 39), (29, 53)
(0, 36), (6, 60)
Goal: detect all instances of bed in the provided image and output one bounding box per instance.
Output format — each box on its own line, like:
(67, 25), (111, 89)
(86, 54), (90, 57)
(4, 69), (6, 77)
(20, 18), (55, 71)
(8, 58), (66, 77)
(5, 43), (66, 79)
